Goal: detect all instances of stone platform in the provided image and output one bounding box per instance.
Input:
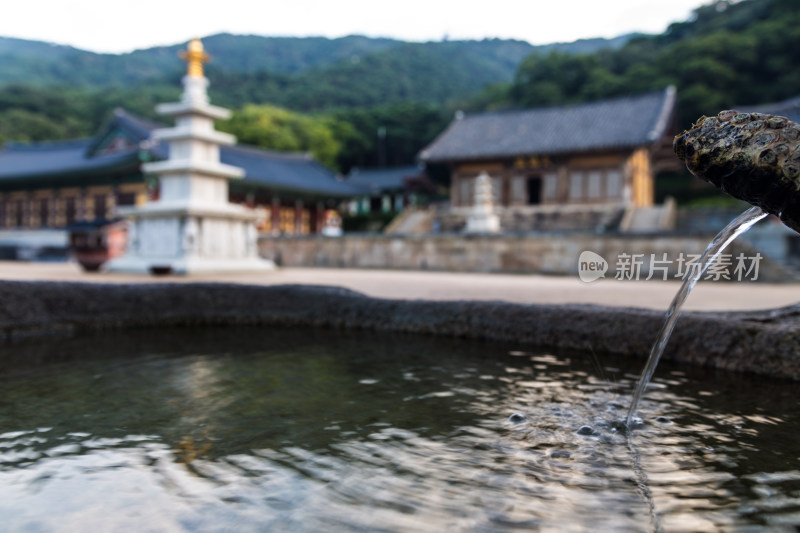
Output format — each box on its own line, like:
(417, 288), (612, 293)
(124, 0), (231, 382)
(4, 261), (800, 311)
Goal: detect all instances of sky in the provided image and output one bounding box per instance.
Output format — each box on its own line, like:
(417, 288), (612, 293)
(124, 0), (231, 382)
(2, 0), (713, 54)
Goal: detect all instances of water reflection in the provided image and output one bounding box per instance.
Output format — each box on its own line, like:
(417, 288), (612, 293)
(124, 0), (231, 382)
(0, 328), (798, 531)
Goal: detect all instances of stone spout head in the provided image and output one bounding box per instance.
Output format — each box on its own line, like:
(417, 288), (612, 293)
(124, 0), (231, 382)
(674, 110), (800, 233)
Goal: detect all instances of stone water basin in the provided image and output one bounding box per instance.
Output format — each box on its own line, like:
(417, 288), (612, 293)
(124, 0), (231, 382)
(1, 325), (799, 532)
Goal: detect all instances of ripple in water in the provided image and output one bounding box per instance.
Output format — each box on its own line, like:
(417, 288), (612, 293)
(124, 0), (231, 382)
(0, 328), (798, 531)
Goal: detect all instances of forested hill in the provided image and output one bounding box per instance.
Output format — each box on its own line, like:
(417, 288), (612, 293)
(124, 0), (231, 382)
(0, 33), (630, 91)
(501, 0), (800, 127)
(0, 34), (401, 87)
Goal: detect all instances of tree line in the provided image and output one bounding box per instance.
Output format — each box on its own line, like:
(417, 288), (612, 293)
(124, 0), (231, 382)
(498, 0), (800, 126)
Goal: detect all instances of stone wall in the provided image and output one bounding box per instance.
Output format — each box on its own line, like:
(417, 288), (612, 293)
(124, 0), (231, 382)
(259, 232), (790, 281)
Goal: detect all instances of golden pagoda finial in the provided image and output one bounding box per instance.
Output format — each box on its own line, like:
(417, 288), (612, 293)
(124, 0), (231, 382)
(179, 38), (210, 78)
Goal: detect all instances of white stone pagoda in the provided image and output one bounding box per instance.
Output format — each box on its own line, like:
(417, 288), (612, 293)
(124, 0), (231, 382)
(465, 171), (500, 234)
(107, 39), (273, 274)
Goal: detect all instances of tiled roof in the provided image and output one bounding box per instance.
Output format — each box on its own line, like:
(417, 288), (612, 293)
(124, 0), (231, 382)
(222, 144), (366, 197)
(84, 108), (162, 157)
(345, 165), (425, 193)
(0, 109), (365, 197)
(0, 138), (141, 182)
(419, 87), (677, 163)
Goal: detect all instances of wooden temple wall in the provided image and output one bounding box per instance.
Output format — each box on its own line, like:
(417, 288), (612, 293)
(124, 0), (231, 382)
(449, 148), (655, 209)
(0, 186), (328, 236)
(0, 183), (147, 229)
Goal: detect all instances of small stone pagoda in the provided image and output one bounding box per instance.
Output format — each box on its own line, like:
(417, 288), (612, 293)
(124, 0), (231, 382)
(107, 39), (273, 274)
(465, 172), (500, 234)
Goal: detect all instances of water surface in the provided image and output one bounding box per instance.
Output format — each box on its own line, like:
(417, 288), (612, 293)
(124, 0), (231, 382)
(1, 328), (798, 532)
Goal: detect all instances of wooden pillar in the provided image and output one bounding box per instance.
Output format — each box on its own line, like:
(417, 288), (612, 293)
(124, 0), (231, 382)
(77, 188), (87, 222)
(500, 171), (510, 207)
(18, 195), (29, 228)
(294, 199), (304, 235)
(24, 192), (34, 228)
(31, 193), (51, 228)
(43, 196), (52, 228)
(52, 192), (60, 227)
(315, 202), (325, 234)
(108, 185), (117, 218)
(557, 166), (569, 203)
(271, 197), (280, 234)
(629, 148), (654, 207)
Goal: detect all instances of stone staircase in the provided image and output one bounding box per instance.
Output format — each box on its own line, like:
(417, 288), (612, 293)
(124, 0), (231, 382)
(384, 208), (434, 235)
(619, 198), (676, 233)
(436, 204), (627, 234)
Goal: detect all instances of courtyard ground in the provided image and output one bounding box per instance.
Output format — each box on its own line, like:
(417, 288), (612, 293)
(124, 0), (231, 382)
(2, 260), (799, 312)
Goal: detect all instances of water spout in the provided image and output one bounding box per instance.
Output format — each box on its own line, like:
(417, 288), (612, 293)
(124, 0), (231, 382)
(625, 205), (767, 427)
(673, 109), (800, 232)
(626, 109), (800, 428)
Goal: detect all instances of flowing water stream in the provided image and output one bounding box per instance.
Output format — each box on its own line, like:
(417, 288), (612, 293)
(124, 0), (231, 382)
(625, 205), (769, 427)
(623, 205), (771, 531)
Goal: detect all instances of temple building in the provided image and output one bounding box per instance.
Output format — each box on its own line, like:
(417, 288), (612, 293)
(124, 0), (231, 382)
(0, 48), (365, 239)
(419, 87), (681, 232)
(344, 165), (436, 215)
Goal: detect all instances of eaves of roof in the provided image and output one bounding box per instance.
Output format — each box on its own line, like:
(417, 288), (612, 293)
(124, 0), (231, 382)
(222, 144), (368, 198)
(0, 140), (143, 185)
(419, 87), (677, 163)
(345, 166), (424, 194)
(84, 109), (161, 157)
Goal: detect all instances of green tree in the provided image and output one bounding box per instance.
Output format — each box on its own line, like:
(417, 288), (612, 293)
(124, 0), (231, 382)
(0, 108), (74, 142)
(510, 51), (604, 107)
(506, 0), (800, 129)
(330, 102), (450, 172)
(219, 104), (342, 170)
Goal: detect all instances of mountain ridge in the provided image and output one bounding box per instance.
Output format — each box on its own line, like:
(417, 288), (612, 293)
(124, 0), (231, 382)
(0, 32), (632, 90)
